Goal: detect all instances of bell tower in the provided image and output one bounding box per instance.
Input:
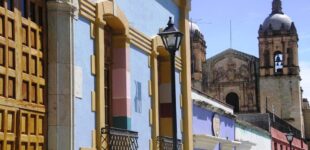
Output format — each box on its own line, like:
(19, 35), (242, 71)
(258, 0), (304, 134)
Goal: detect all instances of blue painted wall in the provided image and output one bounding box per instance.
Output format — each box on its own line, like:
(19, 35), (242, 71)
(193, 104), (235, 150)
(73, 17), (95, 149)
(130, 45), (152, 150)
(115, 0), (180, 37)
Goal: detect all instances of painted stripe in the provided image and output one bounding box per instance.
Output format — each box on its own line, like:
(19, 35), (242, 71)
(113, 117), (131, 129)
(160, 103), (172, 117)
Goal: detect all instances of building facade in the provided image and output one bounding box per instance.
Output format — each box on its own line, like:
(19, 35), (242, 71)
(0, 0), (197, 149)
(192, 89), (240, 150)
(235, 120), (272, 150)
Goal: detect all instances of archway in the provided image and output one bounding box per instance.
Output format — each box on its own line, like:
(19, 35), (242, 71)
(226, 92), (240, 113)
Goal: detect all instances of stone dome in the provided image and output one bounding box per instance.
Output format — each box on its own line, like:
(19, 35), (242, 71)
(262, 13), (293, 31)
(189, 22), (200, 33)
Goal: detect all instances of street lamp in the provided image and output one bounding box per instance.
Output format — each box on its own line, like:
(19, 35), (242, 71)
(158, 17), (183, 150)
(286, 131), (294, 150)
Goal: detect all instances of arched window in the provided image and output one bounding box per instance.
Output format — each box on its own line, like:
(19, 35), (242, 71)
(226, 92), (240, 113)
(274, 52), (283, 74)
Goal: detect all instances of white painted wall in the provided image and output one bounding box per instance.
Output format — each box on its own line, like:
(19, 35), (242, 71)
(235, 123), (272, 150)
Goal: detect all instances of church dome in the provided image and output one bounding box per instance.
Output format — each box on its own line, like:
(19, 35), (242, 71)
(189, 22), (200, 33)
(260, 0), (295, 32)
(262, 13), (292, 31)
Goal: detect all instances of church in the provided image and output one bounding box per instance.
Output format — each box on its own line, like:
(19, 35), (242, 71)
(191, 0), (309, 143)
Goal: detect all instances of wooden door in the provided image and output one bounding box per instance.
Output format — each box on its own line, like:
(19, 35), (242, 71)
(0, 0), (46, 149)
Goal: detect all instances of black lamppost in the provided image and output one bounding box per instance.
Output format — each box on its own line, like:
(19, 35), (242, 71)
(158, 17), (183, 150)
(286, 131), (294, 150)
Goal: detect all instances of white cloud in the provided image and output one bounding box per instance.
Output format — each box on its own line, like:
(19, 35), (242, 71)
(300, 61), (310, 99)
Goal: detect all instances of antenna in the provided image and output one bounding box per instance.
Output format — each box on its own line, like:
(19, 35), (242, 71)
(230, 20), (232, 48)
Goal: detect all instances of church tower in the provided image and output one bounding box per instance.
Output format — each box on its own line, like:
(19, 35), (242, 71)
(258, 0), (304, 133)
(190, 22), (207, 91)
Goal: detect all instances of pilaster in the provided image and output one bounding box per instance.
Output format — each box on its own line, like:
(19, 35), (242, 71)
(47, 1), (77, 150)
(179, 2), (193, 149)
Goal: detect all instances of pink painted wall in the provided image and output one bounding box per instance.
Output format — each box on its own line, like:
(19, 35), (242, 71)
(271, 127), (308, 150)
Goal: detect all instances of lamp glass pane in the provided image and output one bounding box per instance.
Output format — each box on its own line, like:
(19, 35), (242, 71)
(166, 34), (177, 48)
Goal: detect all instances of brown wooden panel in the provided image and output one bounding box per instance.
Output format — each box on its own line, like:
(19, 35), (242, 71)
(0, 74), (4, 96)
(38, 58), (43, 77)
(0, 44), (4, 66)
(38, 32), (42, 51)
(22, 81), (29, 101)
(38, 115), (43, 135)
(0, 141), (3, 150)
(21, 142), (27, 150)
(7, 19), (14, 40)
(30, 55), (36, 75)
(7, 111), (15, 133)
(22, 52), (29, 73)
(31, 83), (36, 103)
(30, 28), (36, 48)
(0, 15), (4, 37)
(22, 25), (28, 45)
(0, 109), (3, 132)
(38, 85), (43, 104)
(8, 48), (15, 69)
(29, 114), (36, 135)
(6, 141), (14, 150)
(30, 142), (36, 150)
(21, 113), (27, 134)
(38, 143), (44, 150)
(8, 77), (15, 98)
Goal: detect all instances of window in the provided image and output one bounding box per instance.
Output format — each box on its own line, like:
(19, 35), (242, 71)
(134, 81), (142, 113)
(226, 92), (240, 113)
(274, 52), (283, 74)
(274, 142), (278, 150)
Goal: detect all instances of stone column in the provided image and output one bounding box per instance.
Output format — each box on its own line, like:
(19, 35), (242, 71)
(47, 1), (78, 150)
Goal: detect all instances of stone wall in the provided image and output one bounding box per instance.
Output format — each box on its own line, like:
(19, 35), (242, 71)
(259, 76), (304, 133)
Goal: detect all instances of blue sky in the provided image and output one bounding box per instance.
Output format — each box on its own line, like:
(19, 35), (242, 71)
(190, 0), (310, 99)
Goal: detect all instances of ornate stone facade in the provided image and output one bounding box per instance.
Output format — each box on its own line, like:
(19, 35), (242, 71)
(203, 49), (259, 113)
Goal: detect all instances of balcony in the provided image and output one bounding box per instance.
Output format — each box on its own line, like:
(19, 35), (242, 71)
(157, 136), (182, 150)
(101, 127), (139, 150)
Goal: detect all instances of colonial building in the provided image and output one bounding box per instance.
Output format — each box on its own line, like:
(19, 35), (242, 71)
(0, 0), (194, 150)
(191, 0), (306, 137)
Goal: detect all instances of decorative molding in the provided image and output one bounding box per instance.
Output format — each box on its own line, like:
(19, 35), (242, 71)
(79, 0), (96, 22)
(180, 119), (183, 132)
(179, 94), (183, 108)
(90, 22), (95, 39)
(91, 91), (96, 112)
(47, 1), (79, 18)
(148, 80), (152, 96)
(91, 55), (96, 75)
(149, 109), (153, 125)
(129, 27), (152, 54)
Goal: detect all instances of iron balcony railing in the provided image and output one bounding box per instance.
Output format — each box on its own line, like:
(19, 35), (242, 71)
(101, 127), (139, 150)
(157, 136), (182, 150)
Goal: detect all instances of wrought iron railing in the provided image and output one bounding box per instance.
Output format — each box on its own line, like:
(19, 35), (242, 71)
(157, 136), (182, 150)
(101, 127), (139, 150)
